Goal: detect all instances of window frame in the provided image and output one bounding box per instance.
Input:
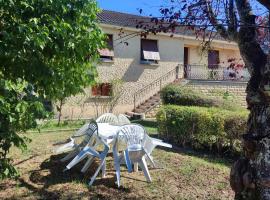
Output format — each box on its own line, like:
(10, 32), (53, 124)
(99, 34), (114, 62)
(140, 39), (160, 65)
(91, 83), (112, 97)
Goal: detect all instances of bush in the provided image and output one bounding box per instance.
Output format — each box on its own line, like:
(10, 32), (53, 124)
(161, 85), (222, 107)
(156, 105), (248, 154)
(160, 85), (242, 111)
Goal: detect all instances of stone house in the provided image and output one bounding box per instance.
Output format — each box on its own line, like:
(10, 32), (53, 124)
(60, 10), (247, 119)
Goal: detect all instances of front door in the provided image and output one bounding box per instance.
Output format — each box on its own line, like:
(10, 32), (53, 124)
(208, 50), (219, 68)
(184, 47), (189, 78)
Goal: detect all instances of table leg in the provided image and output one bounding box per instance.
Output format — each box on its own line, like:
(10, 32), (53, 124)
(134, 162), (138, 172)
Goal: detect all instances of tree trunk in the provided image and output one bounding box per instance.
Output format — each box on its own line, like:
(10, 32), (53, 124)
(57, 99), (64, 126)
(230, 22), (270, 198)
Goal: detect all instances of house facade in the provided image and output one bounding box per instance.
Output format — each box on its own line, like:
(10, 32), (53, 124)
(60, 10), (246, 119)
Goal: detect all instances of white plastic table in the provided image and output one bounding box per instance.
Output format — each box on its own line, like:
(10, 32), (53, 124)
(95, 123), (124, 177)
(97, 123), (123, 143)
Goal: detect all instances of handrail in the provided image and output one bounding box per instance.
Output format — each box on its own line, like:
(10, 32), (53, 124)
(185, 64), (250, 81)
(133, 64), (182, 110)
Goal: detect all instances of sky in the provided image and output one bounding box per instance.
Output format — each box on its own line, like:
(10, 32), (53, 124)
(97, 0), (267, 17)
(97, 0), (165, 16)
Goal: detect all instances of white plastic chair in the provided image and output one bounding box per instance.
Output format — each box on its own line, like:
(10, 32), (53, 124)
(118, 114), (131, 125)
(55, 122), (95, 162)
(113, 124), (154, 187)
(96, 113), (118, 123)
(142, 134), (172, 168)
(64, 121), (110, 186)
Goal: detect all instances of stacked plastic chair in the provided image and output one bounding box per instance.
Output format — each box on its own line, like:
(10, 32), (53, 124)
(117, 114), (131, 125)
(55, 121), (95, 162)
(64, 120), (110, 186)
(96, 113), (118, 123)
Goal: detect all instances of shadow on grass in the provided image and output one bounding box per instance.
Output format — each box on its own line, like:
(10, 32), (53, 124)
(16, 153), (133, 199)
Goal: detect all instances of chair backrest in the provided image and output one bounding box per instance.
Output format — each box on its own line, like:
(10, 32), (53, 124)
(86, 120), (98, 136)
(142, 134), (155, 154)
(118, 114), (131, 125)
(117, 124), (146, 148)
(96, 113), (118, 123)
(79, 120), (98, 146)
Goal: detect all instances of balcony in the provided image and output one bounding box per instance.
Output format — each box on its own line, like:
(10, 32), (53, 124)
(184, 64), (250, 81)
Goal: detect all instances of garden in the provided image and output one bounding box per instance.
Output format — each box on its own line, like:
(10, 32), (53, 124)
(0, 85), (247, 199)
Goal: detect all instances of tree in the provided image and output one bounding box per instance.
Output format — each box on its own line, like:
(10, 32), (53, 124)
(0, 0), (104, 179)
(134, 0), (270, 199)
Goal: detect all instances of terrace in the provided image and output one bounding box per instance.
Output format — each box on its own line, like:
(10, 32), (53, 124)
(184, 64), (250, 81)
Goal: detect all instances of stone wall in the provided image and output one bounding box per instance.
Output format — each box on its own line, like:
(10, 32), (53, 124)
(185, 80), (247, 107)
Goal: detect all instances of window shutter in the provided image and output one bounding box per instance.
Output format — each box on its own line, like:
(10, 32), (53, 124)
(141, 39), (160, 61)
(101, 83), (112, 96)
(91, 85), (99, 96)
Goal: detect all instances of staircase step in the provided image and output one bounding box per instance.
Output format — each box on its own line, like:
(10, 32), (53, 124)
(150, 96), (160, 101)
(143, 102), (159, 107)
(134, 108), (145, 113)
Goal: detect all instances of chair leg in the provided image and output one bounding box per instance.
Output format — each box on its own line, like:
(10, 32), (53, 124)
(113, 149), (121, 187)
(61, 150), (78, 162)
(81, 156), (94, 173)
(89, 157), (106, 186)
(124, 150), (132, 173)
(138, 157), (152, 182)
(66, 150), (88, 170)
(145, 153), (157, 168)
(101, 158), (106, 178)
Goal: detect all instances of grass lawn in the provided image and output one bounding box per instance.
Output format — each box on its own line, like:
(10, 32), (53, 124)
(0, 122), (235, 200)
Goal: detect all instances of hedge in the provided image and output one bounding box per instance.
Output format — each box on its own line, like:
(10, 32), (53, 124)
(156, 105), (248, 154)
(160, 84), (241, 111)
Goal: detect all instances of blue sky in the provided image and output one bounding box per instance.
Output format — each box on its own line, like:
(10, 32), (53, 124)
(97, 0), (165, 16)
(97, 0), (267, 17)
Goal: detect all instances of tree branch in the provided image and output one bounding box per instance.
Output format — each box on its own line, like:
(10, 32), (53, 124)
(256, 0), (270, 10)
(204, 1), (231, 40)
(227, 0), (238, 39)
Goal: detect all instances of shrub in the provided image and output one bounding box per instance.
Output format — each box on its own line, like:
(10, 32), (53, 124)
(161, 85), (222, 107)
(160, 85), (243, 111)
(156, 105), (248, 154)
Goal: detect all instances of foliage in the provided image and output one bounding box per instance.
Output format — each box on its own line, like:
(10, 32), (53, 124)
(0, 77), (48, 178)
(0, 0), (104, 179)
(160, 84), (241, 111)
(156, 105), (248, 155)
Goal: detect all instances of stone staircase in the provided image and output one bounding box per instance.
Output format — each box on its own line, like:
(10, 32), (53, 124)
(126, 65), (183, 119)
(128, 78), (189, 119)
(133, 92), (161, 117)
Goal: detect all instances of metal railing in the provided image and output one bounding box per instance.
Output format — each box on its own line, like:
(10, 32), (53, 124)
(133, 65), (181, 110)
(185, 64), (250, 81)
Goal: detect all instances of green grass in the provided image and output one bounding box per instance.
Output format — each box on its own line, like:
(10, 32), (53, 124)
(1, 120), (234, 200)
(32, 119), (86, 132)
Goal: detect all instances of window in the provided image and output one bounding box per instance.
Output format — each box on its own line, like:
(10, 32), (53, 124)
(91, 83), (112, 96)
(208, 50), (220, 69)
(141, 39), (160, 64)
(99, 34), (114, 62)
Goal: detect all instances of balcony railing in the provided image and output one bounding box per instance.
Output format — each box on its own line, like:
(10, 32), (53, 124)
(185, 64), (250, 81)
